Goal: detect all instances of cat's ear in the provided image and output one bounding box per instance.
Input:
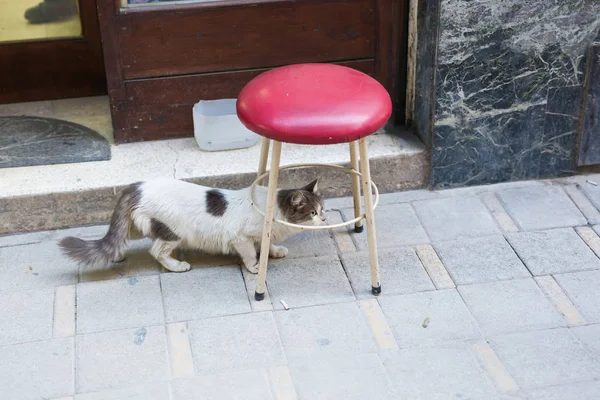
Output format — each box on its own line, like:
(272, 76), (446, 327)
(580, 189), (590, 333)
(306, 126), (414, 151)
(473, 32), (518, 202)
(302, 178), (319, 194)
(291, 191), (306, 207)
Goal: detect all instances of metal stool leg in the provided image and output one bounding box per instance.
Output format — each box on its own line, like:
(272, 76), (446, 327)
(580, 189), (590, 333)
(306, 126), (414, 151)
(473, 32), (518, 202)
(255, 140), (282, 301)
(257, 137), (271, 185)
(349, 140), (363, 233)
(358, 137), (381, 295)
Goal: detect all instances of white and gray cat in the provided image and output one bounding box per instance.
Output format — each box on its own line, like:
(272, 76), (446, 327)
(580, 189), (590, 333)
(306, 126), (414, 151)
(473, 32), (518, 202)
(59, 178), (326, 273)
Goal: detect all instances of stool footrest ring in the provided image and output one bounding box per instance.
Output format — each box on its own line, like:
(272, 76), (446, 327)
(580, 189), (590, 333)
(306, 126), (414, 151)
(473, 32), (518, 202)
(250, 163), (379, 231)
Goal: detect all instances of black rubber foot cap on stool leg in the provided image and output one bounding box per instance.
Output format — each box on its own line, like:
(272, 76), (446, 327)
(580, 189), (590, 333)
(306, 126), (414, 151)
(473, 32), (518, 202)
(255, 292), (265, 301)
(372, 286), (382, 296)
(354, 225), (364, 233)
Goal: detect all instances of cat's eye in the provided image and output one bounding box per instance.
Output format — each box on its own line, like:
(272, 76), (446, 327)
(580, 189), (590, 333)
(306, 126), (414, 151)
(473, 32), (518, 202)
(311, 211), (316, 217)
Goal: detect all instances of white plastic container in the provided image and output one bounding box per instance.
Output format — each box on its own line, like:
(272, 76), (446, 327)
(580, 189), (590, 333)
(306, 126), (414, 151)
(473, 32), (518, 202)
(193, 99), (260, 151)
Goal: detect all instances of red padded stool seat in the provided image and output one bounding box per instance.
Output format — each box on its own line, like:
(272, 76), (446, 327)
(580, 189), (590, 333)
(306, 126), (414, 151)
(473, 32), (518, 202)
(237, 64), (392, 145)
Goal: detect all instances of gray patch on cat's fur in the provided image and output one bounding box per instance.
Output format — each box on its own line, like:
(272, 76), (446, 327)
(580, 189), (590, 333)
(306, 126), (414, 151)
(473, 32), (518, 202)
(277, 179), (324, 224)
(150, 218), (180, 241)
(59, 182), (142, 266)
(206, 189), (228, 217)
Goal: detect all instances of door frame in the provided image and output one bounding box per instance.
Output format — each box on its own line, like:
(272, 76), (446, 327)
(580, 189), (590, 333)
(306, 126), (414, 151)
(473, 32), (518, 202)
(0, 0), (106, 104)
(99, 0), (408, 143)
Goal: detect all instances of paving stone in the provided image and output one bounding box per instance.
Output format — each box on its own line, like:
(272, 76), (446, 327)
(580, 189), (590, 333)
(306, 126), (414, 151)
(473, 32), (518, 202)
(76, 276), (164, 334)
(378, 290), (481, 348)
(188, 312), (285, 373)
(289, 354), (393, 399)
(327, 210), (356, 253)
(527, 381), (600, 400)
(413, 196), (500, 242)
(575, 226), (600, 259)
(0, 230), (54, 247)
(0, 224), (106, 247)
(75, 382), (171, 400)
(341, 203), (430, 249)
(0, 337), (74, 400)
(593, 224), (600, 237)
(0, 287), (54, 346)
(341, 248), (434, 298)
(434, 236), (530, 285)
(52, 224), (109, 241)
(329, 184), (541, 209)
(76, 326), (170, 393)
(377, 189), (444, 204)
(577, 174), (600, 210)
(275, 302), (377, 362)
(458, 279), (565, 336)
(79, 239), (162, 282)
(0, 241), (79, 291)
(467, 338), (521, 394)
(160, 265), (250, 322)
(497, 186), (586, 231)
(506, 228), (600, 275)
(415, 244), (455, 289)
(276, 229), (337, 259)
(479, 192), (520, 232)
(563, 185), (600, 225)
(324, 195), (354, 210)
(0, 225), (106, 250)
(554, 270), (600, 323)
(373, 180), (547, 206)
(571, 324), (600, 360)
(171, 369), (275, 400)
(266, 255), (355, 310)
(179, 250), (239, 266)
(469, 394), (529, 400)
(488, 328), (600, 389)
(381, 343), (496, 400)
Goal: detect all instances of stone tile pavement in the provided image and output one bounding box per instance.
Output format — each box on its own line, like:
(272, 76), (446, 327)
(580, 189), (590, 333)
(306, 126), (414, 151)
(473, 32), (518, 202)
(3, 174), (600, 399)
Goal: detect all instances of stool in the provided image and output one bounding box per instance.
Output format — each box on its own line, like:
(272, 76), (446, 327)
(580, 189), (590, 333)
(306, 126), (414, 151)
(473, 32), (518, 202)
(237, 63), (392, 301)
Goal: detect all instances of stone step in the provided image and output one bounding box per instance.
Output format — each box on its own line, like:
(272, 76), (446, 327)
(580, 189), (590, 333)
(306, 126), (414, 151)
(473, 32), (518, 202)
(0, 127), (428, 235)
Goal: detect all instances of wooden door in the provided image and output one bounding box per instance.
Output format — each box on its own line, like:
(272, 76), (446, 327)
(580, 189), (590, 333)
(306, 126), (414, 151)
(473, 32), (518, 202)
(0, 0), (106, 104)
(99, 0), (408, 143)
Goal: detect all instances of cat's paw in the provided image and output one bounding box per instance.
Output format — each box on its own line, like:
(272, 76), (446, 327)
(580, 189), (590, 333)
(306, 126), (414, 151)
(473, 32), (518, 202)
(245, 263), (259, 274)
(165, 261), (191, 273)
(270, 245), (288, 259)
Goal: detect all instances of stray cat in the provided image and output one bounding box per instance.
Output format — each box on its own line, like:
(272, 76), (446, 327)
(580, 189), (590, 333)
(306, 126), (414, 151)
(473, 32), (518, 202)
(59, 178), (326, 274)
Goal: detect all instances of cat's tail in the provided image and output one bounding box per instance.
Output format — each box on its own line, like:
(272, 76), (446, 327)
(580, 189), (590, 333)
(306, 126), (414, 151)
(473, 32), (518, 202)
(59, 182), (142, 266)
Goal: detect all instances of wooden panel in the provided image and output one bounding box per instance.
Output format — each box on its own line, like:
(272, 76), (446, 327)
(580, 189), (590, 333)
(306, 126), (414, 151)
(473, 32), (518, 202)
(0, 0), (106, 103)
(118, 0), (375, 79)
(119, 59), (374, 143)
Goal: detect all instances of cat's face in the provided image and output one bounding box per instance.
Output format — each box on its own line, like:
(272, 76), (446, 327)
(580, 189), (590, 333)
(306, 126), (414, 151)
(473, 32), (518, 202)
(277, 179), (326, 226)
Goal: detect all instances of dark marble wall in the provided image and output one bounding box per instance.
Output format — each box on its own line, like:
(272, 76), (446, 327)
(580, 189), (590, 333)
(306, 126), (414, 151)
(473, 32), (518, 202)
(415, 0), (600, 188)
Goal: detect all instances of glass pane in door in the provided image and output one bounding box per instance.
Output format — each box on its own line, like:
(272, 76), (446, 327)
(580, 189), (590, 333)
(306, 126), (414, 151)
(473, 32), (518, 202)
(0, 0), (82, 43)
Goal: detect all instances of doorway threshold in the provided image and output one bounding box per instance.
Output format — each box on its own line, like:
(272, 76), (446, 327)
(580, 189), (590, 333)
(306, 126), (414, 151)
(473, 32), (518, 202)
(0, 96), (113, 143)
